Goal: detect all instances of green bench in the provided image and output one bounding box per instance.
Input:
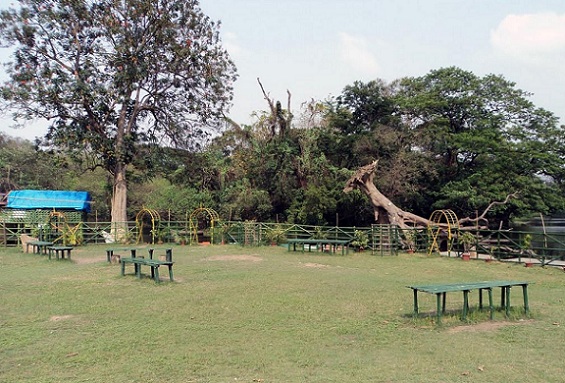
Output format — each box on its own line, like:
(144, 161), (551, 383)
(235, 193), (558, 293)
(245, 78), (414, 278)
(287, 239), (350, 255)
(47, 246), (73, 260)
(26, 241), (54, 255)
(120, 248), (174, 283)
(407, 280), (530, 324)
(106, 247), (141, 262)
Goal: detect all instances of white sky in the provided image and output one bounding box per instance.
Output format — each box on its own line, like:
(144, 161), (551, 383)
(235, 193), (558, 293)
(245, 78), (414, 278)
(1, 0), (564, 140)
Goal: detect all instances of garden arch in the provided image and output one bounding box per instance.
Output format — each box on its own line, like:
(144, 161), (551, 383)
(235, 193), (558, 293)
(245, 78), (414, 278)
(189, 207), (220, 244)
(135, 208), (161, 244)
(427, 209), (459, 256)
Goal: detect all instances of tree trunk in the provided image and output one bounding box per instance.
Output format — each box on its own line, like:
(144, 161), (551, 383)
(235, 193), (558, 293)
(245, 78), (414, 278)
(111, 164), (128, 242)
(344, 160), (430, 229)
(344, 160), (518, 230)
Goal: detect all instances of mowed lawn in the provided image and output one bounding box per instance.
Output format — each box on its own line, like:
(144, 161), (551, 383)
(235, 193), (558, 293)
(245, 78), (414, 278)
(1, 244), (565, 383)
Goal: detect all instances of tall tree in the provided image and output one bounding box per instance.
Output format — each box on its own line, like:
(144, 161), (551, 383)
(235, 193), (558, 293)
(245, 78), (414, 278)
(396, 67), (565, 222)
(0, 0), (237, 239)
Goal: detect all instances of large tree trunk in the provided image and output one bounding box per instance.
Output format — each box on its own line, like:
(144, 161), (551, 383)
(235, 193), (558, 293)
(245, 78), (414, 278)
(344, 160), (518, 230)
(110, 164), (128, 242)
(344, 160), (431, 229)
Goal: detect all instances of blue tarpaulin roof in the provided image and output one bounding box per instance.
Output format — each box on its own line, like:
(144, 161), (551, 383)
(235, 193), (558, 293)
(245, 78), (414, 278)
(6, 190), (92, 212)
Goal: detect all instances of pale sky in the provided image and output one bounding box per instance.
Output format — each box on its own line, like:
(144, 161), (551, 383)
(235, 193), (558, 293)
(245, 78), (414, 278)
(1, 0), (564, 140)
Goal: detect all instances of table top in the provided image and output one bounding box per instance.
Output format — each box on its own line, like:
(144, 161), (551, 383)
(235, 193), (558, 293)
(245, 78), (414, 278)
(408, 280), (529, 294)
(28, 241), (54, 246)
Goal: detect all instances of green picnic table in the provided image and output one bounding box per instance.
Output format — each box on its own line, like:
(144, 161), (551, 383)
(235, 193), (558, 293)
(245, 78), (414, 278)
(47, 246), (73, 260)
(120, 248), (174, 283)
(287, 238), (350, 255)
(106, 247), (144, 262)
(26, 241), (54, 255)
(407, 280), (530, 324)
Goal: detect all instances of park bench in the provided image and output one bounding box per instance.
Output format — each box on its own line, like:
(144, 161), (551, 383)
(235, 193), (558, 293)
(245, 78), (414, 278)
(407, 280), (530, 324)
(120, 248), (174, 283)
(287, 238), (350, 255)
(106, 247), (141, 262)
(26, 241), (54, 255)
(47, 246), (73, 260)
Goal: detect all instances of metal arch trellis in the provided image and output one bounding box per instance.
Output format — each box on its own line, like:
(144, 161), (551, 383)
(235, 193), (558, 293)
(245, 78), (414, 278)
(47, 210), (66, 243)
(135, 208), (161, 244)
(189, 207), (220, 244)
(427, 209), (459, 256)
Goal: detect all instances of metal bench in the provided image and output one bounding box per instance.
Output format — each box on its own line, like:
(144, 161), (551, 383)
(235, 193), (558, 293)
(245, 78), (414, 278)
(287, 239), (350, 255)
(26, 241), (54, 255)
(120, 248), (174, 283)
(407, 280), (530, 324)
(47, 246), (73, 260)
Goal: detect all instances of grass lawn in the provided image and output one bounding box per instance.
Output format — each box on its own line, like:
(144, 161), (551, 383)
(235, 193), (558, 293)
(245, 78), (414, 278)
(1, 244), (565, 382)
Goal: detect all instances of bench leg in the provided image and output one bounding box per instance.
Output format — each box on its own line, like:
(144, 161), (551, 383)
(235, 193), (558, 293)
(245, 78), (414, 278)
(522, 284), (529, 315)
(462, 290), (469, 320)
(106, 250), (113, 262)
(488, 288), (494, 320)
(136, 263), (141, 279)
(436, 293), (442, 324)
(153, 266), (160, 283)
(442, 292), (446, 314)
(505, 287), (511, 317)
(168, 265), (174, 282)
(120, 261), (126, 276)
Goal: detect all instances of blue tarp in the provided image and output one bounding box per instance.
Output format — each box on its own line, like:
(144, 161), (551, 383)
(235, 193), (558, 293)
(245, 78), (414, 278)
(6, 190), (92, 212)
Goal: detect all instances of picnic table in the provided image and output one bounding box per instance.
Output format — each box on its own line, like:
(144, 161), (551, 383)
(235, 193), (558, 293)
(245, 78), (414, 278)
(120, 248), (174, 283)
(287, 238), (350, 255)
(407, 280), (530, 324)
(26, 241), (54, 255)
(47, 246), (73, 260)
(106, 247), (142, 262)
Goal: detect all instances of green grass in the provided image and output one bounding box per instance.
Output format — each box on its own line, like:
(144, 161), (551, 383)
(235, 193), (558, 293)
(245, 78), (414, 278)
(1, 244), (565, 382)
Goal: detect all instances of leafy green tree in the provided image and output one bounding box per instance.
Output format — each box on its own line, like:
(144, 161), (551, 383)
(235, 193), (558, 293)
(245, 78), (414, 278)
(396, 67), (565, 223)
(324, 80), (435, 218)
(219, 179), (273, 222)
(0, 0), (236, 239)
(0, 133), (68, 190)
(138, 178), (214, 221)
(323, 80), (399, 169)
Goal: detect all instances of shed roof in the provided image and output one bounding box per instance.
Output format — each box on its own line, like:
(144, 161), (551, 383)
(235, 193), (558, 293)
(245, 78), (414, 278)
(6, 190), (92, 212)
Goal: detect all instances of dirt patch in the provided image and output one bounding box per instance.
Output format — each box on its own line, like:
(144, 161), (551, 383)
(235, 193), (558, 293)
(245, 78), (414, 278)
(205, 255), (262, 262)
(73, 256), (107, 265)
(448, 319), (533, 333)
(302, 262), (330, 268)
(49, 315), (74, 322)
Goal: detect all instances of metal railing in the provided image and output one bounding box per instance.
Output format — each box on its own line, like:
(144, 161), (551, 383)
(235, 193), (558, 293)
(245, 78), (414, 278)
(3, 219), (565, 265)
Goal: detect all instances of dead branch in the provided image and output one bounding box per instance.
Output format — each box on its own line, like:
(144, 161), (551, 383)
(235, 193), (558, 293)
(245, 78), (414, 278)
(345, 160), (518, 230)
(459, 192), (519, 227)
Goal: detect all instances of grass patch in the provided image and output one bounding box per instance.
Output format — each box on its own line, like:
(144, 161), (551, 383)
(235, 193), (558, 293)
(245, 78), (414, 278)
(1, 245), (565, 382)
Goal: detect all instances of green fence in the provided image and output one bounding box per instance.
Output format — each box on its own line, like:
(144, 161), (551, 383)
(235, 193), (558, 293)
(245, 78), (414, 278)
(3, 217), (565, 265)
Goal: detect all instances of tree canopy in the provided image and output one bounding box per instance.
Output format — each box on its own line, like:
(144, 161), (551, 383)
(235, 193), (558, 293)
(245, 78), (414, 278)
(0, 0), (237, 238)
(0, 16), (562, 233)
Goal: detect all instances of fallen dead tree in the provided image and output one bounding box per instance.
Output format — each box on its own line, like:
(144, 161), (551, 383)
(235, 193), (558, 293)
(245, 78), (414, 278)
(344, 160), (518, 230)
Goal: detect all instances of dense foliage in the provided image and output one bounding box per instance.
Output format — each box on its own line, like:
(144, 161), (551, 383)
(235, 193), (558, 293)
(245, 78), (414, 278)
(2, 66), (564, 228)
